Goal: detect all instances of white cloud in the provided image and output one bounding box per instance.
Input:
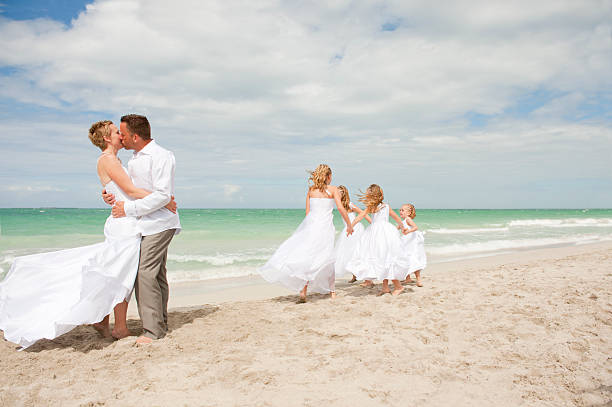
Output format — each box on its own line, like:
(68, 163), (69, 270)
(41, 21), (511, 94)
(4, 185), (66, 192)
(0, 0), (609, 124)
(223, 184), (242, 199)
(0, 0), (610, 208)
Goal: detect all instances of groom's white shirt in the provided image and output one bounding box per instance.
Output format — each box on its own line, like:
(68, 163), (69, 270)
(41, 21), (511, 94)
(123, 140), (182, 237)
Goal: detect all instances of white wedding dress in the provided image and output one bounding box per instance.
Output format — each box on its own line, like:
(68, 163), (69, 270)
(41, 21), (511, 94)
(259, 196), (336, 293)
(333, 203), (365, 278)
(398, 218), (427, 274)
(0, 172), (140, 349)
(346, 203), (409, 281)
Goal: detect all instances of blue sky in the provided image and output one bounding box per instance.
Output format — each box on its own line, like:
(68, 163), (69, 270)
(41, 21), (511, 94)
(0, 0), (88, 23)
(0, 0), (610, 208)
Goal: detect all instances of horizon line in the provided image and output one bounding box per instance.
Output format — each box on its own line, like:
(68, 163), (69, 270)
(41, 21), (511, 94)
(0, 207), (610, 211)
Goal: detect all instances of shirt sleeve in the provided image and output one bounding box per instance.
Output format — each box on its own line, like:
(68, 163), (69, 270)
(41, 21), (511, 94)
(124, 152), (174, 217)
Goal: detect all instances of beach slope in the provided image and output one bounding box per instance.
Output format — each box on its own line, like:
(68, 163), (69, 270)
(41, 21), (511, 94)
(1, 243), (611, 406)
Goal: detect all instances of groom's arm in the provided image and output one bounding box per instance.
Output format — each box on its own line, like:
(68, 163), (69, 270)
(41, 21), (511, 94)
(121, 153), (175, 217)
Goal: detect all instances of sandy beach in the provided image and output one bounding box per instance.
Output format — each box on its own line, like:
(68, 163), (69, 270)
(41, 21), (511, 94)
(1, 242), (610, 406)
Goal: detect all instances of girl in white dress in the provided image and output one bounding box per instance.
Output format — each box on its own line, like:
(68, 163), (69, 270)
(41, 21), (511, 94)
(398, 203), (426, 287)
(333, 185), (371, 283)
(259, 164), (354, 302)
(0, 121), (176, 349)
(346, 184), (409, 296)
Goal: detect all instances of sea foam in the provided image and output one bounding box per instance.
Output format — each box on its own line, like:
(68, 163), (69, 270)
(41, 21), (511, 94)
(168, 267), (259, 282)
(508, 218), (612, 228)
(428, 227), (509, 234)
(168, 250), (274, 266)
(427, 234), (611, 256)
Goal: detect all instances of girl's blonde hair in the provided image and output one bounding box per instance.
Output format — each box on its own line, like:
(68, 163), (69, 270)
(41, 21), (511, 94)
(358, 184), (384, 213)
(308, 164), (332, 192)
(403, 203), (416, 219)
(337, 185), (351, 212)
(89, 120), (113, 151)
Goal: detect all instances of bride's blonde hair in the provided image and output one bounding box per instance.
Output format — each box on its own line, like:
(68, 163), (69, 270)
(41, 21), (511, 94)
(337, 185), (351, 212)
(89, 120), (113, 151)
(308, 164), (332, 192)
(358, 184), (384, 213)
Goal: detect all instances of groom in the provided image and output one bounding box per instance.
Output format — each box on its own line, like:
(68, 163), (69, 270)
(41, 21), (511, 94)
(104, 114), (181, 344)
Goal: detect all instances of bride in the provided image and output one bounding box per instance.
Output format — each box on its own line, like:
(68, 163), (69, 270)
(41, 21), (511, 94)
(0, 120), (176, 349)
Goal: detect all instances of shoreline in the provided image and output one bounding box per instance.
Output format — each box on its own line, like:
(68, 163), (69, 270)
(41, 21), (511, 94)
(143, 240), (612, 316)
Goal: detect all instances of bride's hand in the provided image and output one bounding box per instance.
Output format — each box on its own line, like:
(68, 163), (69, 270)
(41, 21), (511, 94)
(102, 189), (116, 206)
(165, 195), (177, 213)
(346, 225), (354, 236)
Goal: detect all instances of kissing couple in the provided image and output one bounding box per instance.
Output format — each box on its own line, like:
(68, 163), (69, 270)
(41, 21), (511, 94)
(0, 114), (181, 349)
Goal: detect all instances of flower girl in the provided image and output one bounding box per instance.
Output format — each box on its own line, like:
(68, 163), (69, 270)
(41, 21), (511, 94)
(259, 164), (353, 302)
(346, 184), (408, 296)
(333, 185), (371, 283)
(398, 204), (427, 287)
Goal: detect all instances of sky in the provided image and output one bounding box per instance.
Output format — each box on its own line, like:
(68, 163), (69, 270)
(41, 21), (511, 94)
(0, 0), (610, 209)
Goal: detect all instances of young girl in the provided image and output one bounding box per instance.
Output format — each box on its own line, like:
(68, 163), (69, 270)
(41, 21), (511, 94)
(259, 164), (353, 302)
(346, 184), (408, 296)
(333, 186), (371, 283)
(399, 204), (427, 287)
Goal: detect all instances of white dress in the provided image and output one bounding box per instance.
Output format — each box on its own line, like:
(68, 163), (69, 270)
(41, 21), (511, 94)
(334, 203), (365, 278)
(398, 219), (427, 274)
(0, 173), (141, 349)
(346, 203), (409, 281)
(259, 196), (336, 293)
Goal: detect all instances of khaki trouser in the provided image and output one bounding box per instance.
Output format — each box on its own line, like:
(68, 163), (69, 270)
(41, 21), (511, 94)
(135, 228), (176, 339)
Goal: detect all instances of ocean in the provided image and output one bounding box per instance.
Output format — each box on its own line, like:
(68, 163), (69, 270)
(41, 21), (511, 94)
(1, 208), (611, 282)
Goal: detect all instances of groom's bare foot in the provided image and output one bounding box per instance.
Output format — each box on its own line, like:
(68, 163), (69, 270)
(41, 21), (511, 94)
(92, 322), (111, 338)
(360, 280), (374, 288)
(330, 291), (336, 299)
(135, 336), (153, 345)
(377, 289), (391, 296)
(348, 275), (357, 283)
(111, 328), (131, 340)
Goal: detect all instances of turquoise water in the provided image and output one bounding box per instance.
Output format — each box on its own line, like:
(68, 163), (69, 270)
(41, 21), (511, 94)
(1, 208), (612, 282)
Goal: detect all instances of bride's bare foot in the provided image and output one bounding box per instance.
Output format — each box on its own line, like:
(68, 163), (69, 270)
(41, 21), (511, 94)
(92, 315), (111, 338)
(416, 279), (423, 287)
(92, 322), (111, 338)
(348, 275), (357, 283)
(360, 280), (374, 288)
(135, 336), (153, 345)
(405, 276), (413, 283)
(330, 291), (336, 299)
(377, 289), (390, 296)
(111, 327), (131, 340)
(392, 287), (405, 296)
